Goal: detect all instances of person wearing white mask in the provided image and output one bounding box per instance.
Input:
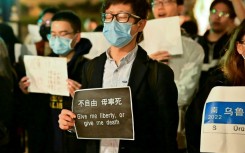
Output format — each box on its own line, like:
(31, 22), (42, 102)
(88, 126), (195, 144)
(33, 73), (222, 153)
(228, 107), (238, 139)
(19, 11), (92, 153)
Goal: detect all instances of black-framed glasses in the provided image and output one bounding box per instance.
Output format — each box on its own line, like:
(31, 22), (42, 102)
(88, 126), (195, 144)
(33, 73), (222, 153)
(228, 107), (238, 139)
(101, 12), (141, 23)
(210, 9), (230, 18)
(151, 0), (176, 8)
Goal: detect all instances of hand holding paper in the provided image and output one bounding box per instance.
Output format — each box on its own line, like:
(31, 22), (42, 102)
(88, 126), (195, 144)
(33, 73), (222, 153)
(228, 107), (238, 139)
(58, 109), (76, 130)
(148, 50), (171, 64)
(67, 79), (82, 98)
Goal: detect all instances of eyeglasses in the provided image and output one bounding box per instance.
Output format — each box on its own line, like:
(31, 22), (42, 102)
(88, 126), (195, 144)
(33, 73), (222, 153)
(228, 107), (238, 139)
(47, 32), (74, 40)
(151, 0), (176, 8)
(101, 12), (141, 23)
(210, 9), (230, 18)
(37, 19), (51, 26)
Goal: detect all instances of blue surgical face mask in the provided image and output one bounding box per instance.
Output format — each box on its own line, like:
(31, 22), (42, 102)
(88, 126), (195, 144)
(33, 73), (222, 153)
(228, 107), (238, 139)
(49, 36), (73, 56)
(103, 20), (136, 48)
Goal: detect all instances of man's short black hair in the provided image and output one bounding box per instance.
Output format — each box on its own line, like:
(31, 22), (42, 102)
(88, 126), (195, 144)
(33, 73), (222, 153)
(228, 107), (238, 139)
(102, 0), (150, 20)
(176, 0), (184, 5)
(151, 0), (184, 6)
(210, 0), (236, 19)
(51, 11), (81, 33)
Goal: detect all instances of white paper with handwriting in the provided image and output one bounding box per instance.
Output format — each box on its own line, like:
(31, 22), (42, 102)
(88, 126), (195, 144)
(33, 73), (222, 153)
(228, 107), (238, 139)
(24, 55), (69, 96)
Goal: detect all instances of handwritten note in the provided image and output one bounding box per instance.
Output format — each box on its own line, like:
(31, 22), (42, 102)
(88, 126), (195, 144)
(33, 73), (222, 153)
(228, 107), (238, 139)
(24, 55), (69, 96)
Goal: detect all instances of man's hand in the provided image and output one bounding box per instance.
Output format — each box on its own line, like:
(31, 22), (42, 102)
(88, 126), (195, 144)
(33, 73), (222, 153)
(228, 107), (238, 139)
(58, 109), (76, 130)
(19, 76), (30, 94)
(149, 51), (171, 64)
(67, 79), (82, 98)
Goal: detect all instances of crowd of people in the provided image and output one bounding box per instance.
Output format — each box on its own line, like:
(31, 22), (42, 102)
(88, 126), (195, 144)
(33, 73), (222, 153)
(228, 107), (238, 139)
(0, 0), (245, 153)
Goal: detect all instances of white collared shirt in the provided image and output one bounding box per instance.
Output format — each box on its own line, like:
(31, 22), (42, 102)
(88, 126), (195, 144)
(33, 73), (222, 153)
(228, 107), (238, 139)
(100, 45), (138, 153)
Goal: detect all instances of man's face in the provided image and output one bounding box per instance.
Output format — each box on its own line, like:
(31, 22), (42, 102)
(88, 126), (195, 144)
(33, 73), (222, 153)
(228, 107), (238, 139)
(104, 3), (145, 36)
(151, 0), (179, 18)
(50, 21), (78, 48)
(209, 3), (234, 33)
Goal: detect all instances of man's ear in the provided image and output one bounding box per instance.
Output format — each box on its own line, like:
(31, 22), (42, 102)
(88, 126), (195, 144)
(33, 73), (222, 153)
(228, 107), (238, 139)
(137, 19), (147, 32)
(75, 33), (81, 43)
(71, 33), (81, 48)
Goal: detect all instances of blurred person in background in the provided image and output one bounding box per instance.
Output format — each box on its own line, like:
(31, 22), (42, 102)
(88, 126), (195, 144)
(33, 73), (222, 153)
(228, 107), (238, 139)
(150, 0), (204, 152)
(0, 37), (23, 153)
(36, 7), (59, 56)
(0, 23), (21, 66)
(196, 0), (236, 89)
(83, 17), (99, 32)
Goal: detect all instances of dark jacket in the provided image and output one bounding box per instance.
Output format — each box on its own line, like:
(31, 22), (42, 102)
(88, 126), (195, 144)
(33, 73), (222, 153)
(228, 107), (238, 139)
(197, 30), (230, 64)
(49, 38), (92, 153)
(80, 46), (179, 153)
(49, 38), (92, 109)
(22, 38), (92, 153)
(185, 69), (231, 153)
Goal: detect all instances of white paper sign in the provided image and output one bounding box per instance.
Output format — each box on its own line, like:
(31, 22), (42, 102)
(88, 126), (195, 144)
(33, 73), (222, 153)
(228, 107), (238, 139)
(28, 24), (42, 43)
(81, 32), (110, 59)
(140, 16), (183, 55)
(24, 55), (69, 96)
(15, 43), (37, 63)
(201, 86), (245, 153)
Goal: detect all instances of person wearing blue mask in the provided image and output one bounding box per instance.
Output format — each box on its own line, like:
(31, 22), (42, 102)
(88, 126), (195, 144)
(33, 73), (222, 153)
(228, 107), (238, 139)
(58, 0), (179, 153)
(19, 11), (92, 153)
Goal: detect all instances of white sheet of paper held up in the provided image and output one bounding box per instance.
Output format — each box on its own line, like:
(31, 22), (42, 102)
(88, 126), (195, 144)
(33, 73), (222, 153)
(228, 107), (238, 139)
(28, 24), (42, 43)
(81, 32), (110, 59)
(140, 16), (183, 55)
(15, 43), (37, 63)
(24, 55), (69, 96)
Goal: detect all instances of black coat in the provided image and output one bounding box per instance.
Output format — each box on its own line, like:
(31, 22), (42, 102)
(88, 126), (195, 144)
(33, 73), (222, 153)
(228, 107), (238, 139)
(80, 46), (179, 153)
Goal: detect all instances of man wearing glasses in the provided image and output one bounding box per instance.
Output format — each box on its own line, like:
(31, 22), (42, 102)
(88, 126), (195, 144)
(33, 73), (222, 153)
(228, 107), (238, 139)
(150, 1), (204, 152)
(196, 0), (236, 89)
(58, 0), (179, 153)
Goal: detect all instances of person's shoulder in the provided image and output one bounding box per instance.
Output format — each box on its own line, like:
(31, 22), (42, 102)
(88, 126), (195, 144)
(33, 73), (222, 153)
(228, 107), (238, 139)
(84, 52), (106, 67)
(181, 35), (202, 47)
(206, 69), (227, 86)
(182, 35), (204, 53)
(149, 59), (174, 76)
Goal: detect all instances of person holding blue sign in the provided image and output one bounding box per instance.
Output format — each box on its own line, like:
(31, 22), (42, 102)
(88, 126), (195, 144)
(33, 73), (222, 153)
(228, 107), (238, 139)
(58, 0), (179, 153)
(185, 19), (245, 153)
